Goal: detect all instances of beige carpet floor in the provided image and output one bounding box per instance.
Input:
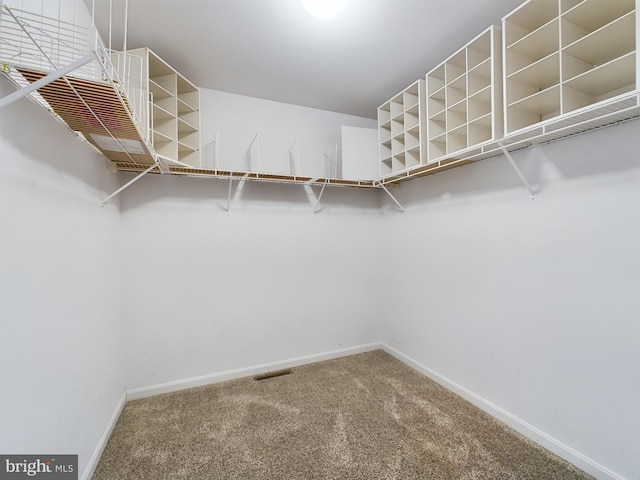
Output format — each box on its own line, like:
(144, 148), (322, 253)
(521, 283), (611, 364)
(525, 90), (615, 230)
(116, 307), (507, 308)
(93, 350), (593, 479)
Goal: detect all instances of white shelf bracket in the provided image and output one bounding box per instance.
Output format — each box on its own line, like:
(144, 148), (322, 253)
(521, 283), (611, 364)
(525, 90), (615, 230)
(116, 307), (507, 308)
(498, 142), (537, 199)
(380, 184), (406, 213)
(313, 180), (329, 214)
(102, 162), (157, 205)
(0, 53), (95, 109)
(227, 173), (250, 212)
(226, 176), (233, 213)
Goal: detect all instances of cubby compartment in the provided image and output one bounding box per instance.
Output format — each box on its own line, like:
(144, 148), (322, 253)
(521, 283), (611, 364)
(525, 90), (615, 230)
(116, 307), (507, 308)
(468, 88), (492, 122)
(391, 136), (405, 156)
(562, 12), (635, 68)
(506, 52), (561, 104)
(428, 138), (447, 160)
(562, 53), (636, 112)
(380, 158), (393, 176)
(378, 79), (426, 177)
(405, 126), (421, 150)
(506, 18), (559, 74)
(379, 124), (392, 143)
(428, 116), (446, 138)
(506, 85), (561, 132)
(405, 147), (421, 169)
(378, 103), (391, 126)
(446, 83), (467, 108)
(468, 60), (492, 96)
(469, 116), (493, 145)
(390, 93), (404, 118)
(379, 140), (392, 161)
(447, 104), (467, 131)
(504, 0), (559, 47)
(427, 64), (446, 92)
(428, 90), (446, 117)
(391, 118), (404, 137)
(467, 33), (491, 70)
(149, 79), (173, 105)
(447, 127), (468, 154)
(392, 153), (406, 172)
(404, 105), (420, 130)
(562, 0), (634, 35)
(445, 50), (467, 83)
(403, 83), (420, 108)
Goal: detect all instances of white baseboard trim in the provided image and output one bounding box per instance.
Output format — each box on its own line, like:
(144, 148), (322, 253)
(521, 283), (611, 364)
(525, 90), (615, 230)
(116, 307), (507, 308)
(126, 343), (382, 401)
(82, 391), (127, 480)
(381, 344), (624, 480)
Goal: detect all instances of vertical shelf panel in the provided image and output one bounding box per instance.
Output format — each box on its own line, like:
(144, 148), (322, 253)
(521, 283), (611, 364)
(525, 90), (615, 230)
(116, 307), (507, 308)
(177, 75), (200, 166)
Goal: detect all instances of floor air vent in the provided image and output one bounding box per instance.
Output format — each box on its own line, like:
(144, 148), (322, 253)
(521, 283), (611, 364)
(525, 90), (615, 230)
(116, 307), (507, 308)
(254, 369), (293, 381)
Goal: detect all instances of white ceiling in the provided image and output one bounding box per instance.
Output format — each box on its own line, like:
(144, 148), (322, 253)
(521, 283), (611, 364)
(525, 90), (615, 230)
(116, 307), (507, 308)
(89, 0), (524, 119)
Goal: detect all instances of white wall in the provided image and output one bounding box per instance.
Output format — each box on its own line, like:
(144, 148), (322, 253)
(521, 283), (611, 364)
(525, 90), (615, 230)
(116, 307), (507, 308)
(200, 88), (377, 177)
(342, 125), (379, 181)
(117, 91), (383, 391)
(0, 77), (125, 479)
(379, 121), (640, 479)
(118, 174), (384, 390)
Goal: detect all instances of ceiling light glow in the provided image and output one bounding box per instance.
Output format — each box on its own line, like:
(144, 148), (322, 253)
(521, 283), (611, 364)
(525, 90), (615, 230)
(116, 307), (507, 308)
(300, 0), (348, 19)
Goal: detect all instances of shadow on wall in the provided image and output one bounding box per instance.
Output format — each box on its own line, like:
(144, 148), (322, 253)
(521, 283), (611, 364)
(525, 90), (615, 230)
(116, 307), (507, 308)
(116, 173), (384, 215)
(388, 120), (640, 209)
(0, 77), (111, 193)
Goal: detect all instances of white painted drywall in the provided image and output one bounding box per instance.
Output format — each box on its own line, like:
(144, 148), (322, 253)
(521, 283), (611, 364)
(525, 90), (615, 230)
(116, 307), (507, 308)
(341, 125), (379, 180)
(379, 121), (640, 480)
(0, 77), (125, 479)
(116, 92), (383, 391)
(199, 88), (376, 177)
(118, 172), (384, 390)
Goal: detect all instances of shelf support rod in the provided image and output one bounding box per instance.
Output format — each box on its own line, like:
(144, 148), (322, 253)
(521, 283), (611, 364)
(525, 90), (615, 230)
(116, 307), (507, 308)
(214, 129), (219, 170)
(498, 142), (536, 199)
(379, 184), (405, 213)
(0, 52), (94, 109)
(102, 163), (157, 205)
(226, 176), (233, 212)
(249, 134), (259, 172)
(314, 180), (328, 214)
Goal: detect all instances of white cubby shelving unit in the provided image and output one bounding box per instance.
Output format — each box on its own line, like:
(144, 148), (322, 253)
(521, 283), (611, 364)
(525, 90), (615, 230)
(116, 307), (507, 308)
(378, 79), (427, 178)
(127, 48), (201, 167)
(503, 0), (639, 135)
(375, 0), (640, 187)
(426, 26), (503, 163)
